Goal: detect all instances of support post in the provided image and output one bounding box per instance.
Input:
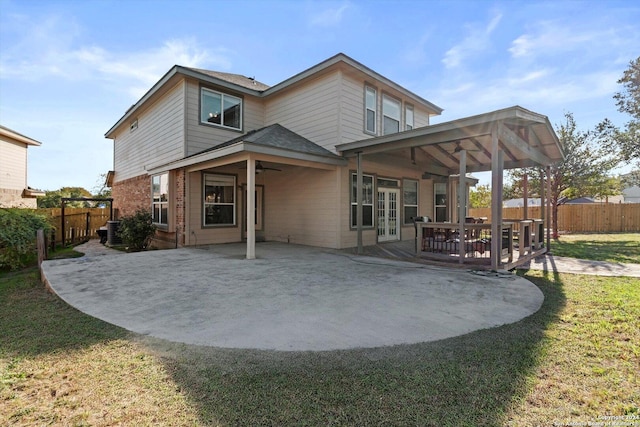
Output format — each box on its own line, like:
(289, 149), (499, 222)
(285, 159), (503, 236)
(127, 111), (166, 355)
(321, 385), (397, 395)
(546, 165), (552, 252)
(458, 150), (467, 263)
(490, 123), (504, 270)
(356, 152), (363, 255)
(523, 172), (529, 219)
(246, 157), (256, 260)
(61, 200), (66, 247)
(539, 169), (546, 248)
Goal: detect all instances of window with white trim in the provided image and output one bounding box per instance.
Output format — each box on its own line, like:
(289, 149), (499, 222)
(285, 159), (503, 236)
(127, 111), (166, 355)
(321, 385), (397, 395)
(152, 173), (169, 226)
(200, 88), (242, 130)
(203, 174), (236, 226)
(364, 86), (377, 134)
(382, 94), (401, 135)
(403, 179), (418, 224)
(351, 173), (374, 228)
(405, 105), (414, 130)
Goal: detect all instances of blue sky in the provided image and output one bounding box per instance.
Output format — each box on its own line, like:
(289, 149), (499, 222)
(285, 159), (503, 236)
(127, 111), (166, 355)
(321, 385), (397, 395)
(1, 0), (638, 192)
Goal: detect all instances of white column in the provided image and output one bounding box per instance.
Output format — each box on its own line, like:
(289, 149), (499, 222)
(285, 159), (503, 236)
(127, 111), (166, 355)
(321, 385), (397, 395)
(458, 149), (467, 263)
(356, 152), (363, 254)
(246, 157), (256, 260)
(491, 123), (504, 270)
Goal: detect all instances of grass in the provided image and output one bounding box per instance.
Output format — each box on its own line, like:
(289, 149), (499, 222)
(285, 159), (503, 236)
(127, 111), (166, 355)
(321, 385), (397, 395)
(552, 233), (640, 264)
(1, 235), (639, 425)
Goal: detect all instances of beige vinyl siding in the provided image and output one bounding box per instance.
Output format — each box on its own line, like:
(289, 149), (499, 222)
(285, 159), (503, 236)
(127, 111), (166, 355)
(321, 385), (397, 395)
(0, 139), (27, 190)
(262, 166), (340, 248)
(330, 73), (435, 147)
(338, 160), (433, 249)
(184, 81), (264, 156)
(339, 74), (371, 144)
(413, 104), (431, 128)
(265, 73), (340, 153)
(113, 81), (185, 182)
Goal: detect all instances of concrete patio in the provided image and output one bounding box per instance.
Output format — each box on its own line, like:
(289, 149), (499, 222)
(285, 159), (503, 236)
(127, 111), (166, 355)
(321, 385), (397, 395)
(42, 241), (544, 352)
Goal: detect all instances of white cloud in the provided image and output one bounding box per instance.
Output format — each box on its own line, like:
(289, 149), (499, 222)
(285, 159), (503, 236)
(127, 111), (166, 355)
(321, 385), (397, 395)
(442, 11), (503, 69)
(309, 2), (351, 27)
(0, 13), (229, 100)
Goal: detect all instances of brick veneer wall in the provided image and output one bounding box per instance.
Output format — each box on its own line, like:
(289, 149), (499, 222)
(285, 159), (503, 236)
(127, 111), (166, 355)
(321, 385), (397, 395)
(111, 174), (150, 218)
(112, 170), (187, 248)
(175, 169), (186, 246)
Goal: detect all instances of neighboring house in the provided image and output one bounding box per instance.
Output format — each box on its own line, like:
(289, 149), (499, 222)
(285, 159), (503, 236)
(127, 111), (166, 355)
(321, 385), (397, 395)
(623, 185), (640, 203)
(503, 198), (542, 208)
(0, 125), (45, 208)
(621, 172), (640, 203)
(105, 53), (563, 267)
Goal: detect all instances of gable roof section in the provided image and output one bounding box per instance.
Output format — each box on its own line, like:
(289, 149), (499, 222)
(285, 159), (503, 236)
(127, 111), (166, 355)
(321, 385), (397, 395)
(337, 105), (564, 173)
(196, 123), (339, 158)
(146, 124), (345, 174)
(0, 125), (42, 146)
(105, 53), (443, 138)
(185, 68), (270, 91)
(263, 53), (443, 115)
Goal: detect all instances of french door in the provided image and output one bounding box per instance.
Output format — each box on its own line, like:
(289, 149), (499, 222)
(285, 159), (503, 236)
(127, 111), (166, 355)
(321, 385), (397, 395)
(377, 188), (400, 242)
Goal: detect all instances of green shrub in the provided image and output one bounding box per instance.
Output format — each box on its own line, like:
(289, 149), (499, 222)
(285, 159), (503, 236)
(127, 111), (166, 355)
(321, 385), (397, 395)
(0, 208), (53, 270)
(117, 209), (156, 252)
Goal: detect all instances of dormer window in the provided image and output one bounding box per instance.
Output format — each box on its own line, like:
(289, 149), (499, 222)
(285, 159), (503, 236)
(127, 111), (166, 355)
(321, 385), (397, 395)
(200, 88), (242, 130)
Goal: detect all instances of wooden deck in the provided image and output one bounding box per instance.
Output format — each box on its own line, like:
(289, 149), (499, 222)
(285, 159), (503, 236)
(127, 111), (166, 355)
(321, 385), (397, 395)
(343, 238), (546, 271)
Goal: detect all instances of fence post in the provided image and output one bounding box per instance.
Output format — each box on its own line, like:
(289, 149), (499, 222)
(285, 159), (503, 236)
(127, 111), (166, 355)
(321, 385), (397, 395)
(86, 212), (90, 240)
(37, 229), (46, 283)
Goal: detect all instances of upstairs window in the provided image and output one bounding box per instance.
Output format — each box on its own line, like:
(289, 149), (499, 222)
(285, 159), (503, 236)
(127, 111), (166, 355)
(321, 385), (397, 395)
(405, 105), (414, 130)
(364, 86), (377, 134)
(382, 94), (400, 135)
(152, 173), (169, 226)
(201, 88), (242, 130)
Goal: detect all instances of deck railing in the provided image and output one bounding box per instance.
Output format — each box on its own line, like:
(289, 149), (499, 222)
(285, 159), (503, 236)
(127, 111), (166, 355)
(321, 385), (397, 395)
(415, 220), (545, 268)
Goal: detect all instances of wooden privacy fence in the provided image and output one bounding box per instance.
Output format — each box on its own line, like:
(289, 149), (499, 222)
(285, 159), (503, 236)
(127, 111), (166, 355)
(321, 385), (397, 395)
(469, 204), (640, 233)
(39, 207), (113, 246)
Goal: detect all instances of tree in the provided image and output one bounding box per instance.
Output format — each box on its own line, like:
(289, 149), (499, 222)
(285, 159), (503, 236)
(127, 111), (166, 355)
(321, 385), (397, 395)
(37, 187), (93, 208)
(599, 57), (640, 166)
(508, 113), (619, 238)
(469, 184), (491, 208)
(92, 173), (112, 200)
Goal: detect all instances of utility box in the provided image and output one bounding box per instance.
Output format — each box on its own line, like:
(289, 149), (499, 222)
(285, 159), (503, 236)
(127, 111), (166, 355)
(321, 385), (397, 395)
(107, 220), (122, 245)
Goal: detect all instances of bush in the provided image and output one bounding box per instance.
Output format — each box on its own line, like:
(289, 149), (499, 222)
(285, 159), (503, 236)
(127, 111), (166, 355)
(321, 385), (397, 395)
(117, 209), (156, 252)
(0, 208), (53, 270)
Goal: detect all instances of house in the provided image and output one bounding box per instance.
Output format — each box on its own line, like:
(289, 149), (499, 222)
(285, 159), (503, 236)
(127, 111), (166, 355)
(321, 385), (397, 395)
(105, 53), (563, 269)
(623, 185), (640, 203)
(503, 198), (542, 208)
(0, 125), (45, 208)
(621, 172), (640, 203)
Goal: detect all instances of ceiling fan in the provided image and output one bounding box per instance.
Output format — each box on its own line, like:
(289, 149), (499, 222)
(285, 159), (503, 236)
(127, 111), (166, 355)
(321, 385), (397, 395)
(240, 161), (282, 173)
(452, 141), (482, 154)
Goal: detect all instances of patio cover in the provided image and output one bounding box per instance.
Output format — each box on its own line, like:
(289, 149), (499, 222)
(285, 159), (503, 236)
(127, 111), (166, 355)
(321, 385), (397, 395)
(336, 106), (564, 269)
(146, 124), (346, 259)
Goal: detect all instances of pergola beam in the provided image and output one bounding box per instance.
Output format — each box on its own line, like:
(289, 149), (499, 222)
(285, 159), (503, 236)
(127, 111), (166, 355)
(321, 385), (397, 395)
(498, 122), (552, 166)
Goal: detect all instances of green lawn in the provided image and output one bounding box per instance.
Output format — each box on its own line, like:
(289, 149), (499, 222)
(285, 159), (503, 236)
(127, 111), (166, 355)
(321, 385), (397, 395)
(551, 233), (640, 264)
(1, 235), (639, 426)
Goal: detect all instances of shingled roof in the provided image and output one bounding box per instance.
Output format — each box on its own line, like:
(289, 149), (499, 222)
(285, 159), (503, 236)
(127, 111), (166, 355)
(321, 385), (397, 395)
(186, 68), (270, 91)
(193, 124), (341, 159)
